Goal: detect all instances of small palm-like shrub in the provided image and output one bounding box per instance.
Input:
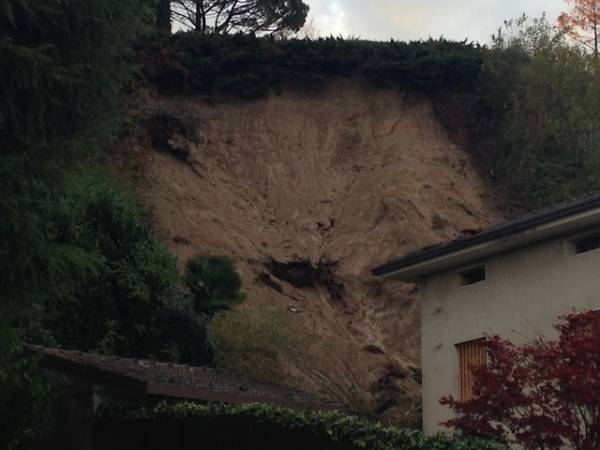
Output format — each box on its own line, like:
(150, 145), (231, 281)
(184, 255), (244, 315)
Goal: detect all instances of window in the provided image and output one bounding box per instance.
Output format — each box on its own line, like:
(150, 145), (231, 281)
(456, 339), (487, 401)
(570, 233), (600, 255)
(459, 265), (486, 286)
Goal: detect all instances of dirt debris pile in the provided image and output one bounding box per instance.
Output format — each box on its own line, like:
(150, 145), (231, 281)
(139, 81), (502, 424)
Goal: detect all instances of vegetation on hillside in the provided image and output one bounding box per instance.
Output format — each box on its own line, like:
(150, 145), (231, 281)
(141, 13), (600, 210)
(30, 174), (215, 363)
(140, 33), (483, 97)
(466, 15), (600, 208)
(0, 328), (51, 450)
(210, 307), (304, 383)
(185, 255), (245, 315)
(1, 0), (150, 307)
(0, 2), (238, 446)
(1, 0), (251, 362)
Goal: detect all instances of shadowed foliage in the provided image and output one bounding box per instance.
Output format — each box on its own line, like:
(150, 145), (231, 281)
(138, 33), (484, 98)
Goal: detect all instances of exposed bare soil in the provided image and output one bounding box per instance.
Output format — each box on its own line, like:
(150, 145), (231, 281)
(138, 81), (502, 424)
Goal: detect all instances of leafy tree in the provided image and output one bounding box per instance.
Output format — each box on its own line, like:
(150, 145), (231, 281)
(469, 15), (600, 208)
(558, 0), (600, 56)
(0, 325), (51, 450)
(32, 174), (215, 365)
(0, 0), (154, 313)
(0, 0), (152, 146)
(171, 0), (309, 34)
(0, 0), (229, 373)
(441, 310), (600, 450)
(184, 255), (244, 315)
(0, 0), (217, 366)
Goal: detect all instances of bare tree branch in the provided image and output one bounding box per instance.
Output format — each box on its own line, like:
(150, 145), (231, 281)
(170, 0), (308, 35)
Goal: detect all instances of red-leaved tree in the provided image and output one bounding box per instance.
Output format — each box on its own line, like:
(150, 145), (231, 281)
(558, 0), (600, 56)
(441, 310), (600, 450)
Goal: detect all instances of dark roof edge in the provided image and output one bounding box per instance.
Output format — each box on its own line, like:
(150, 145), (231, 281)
(25, 344), (148, 392)
(25, 345), (341, 411)
(372, 193), (600, 277)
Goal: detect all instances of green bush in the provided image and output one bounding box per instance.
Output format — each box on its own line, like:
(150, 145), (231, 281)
(0, 0), (155, 311)
(139, 33), (484, 98)
(28, 173), (215, 365)
(0, 0), (218, 366)
(184, 255), (244, 315)
(464, 15), (600, 208)
(0, 325), (51, 450)
(107, 401), (509, 450)
(0, 0), (151, 146)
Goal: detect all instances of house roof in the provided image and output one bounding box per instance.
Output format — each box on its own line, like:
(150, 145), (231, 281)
(28, 345), (340, 411)
(372, 193), (600, 281)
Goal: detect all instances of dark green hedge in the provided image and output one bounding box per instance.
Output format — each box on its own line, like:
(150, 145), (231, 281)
(101, 402), (508, 450)
(139, 33), (484, 98)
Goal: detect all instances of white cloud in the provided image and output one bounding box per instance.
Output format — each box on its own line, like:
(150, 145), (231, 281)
(310, 1), (348, 36)
(304, 0), (567, 43)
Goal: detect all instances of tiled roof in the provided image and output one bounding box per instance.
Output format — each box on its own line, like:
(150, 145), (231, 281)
(28, 345), (340, 411)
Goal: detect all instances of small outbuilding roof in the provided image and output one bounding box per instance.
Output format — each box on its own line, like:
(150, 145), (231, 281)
(28, 345), (339, 411)
(372, 193), (600, 281)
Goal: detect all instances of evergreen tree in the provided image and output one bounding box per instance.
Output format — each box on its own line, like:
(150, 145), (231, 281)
(1, 0), (215, 366)
(171, 0), (308, 34)
(156, 0), (172, 33)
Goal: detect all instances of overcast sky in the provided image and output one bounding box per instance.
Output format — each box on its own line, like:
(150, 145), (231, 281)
(304, 1), (566, 44)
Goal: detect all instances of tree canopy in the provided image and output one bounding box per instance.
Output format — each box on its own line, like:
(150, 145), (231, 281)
(442, 310), (600, 450)
(171, 0), (309, 34)
(558, 0), (600, 55)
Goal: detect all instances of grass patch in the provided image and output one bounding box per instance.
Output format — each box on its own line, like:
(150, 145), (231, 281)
(209, 306), (306, 384)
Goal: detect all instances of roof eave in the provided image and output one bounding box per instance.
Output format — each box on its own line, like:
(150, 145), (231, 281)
(375, 207), (600, 282)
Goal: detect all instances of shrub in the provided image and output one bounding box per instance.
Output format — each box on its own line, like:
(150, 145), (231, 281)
(441, 310), (600, 450)
(466, 15), (600, 209)
(210, 307), (377, 415)
(138, 33), (484, 98)
(0, 325), (51, 450)
(184, 255), (244, 315)
(0, 0), (156, 321)
(0, 0), (153, 316)
(102, 401), (508, 450)
(0, 0), (151, 146)
(209, 307), (303, 383)
(24, 173), (214, 365)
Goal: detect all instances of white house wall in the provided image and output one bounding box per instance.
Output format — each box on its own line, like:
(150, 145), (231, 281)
(421, 233), (600, 435)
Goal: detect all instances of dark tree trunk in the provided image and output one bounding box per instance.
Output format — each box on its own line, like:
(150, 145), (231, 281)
(156, 0), (171, 34)
(595, 23), (598, 58)
(195, 1), (204, 32)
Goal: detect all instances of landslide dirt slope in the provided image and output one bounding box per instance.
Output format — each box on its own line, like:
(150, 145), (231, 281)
(140, 81), (502, 424)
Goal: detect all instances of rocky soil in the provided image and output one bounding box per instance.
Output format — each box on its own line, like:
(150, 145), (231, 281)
(137, 81), (502, 424)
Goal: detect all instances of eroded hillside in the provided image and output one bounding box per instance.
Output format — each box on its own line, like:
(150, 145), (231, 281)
(138, 81), (502, 424)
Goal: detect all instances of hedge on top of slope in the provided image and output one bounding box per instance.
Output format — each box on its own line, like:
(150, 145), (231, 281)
(139, 33), (484, 97)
